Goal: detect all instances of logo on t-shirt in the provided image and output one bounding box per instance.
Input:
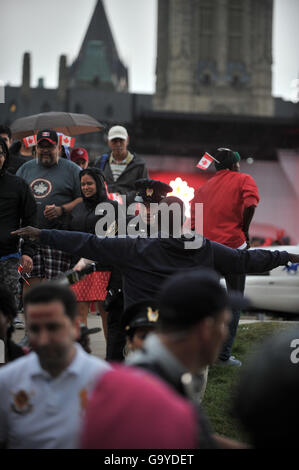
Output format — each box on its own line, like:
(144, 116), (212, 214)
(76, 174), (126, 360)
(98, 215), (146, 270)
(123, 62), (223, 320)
(30, 178), (53, 198)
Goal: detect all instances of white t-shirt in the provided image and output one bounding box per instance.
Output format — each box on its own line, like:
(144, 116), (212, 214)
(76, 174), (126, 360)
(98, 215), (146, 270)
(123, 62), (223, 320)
(0, 344), (111, 449)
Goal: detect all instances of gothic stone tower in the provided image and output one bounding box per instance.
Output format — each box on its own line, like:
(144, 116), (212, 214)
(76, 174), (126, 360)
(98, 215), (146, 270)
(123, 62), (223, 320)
(154, 0), (274, 116)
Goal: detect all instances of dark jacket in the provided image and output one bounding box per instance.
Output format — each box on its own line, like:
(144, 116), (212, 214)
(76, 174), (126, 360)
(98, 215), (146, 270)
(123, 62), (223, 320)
(40, 230), (290, 310)
(7, 141), (34, 175)
(126, 334), (217, 449)
(60, 167), (119, 236)
(0, 171), (37, 258)
(95, 153), (148, 205)
(58, 168), (119, 267)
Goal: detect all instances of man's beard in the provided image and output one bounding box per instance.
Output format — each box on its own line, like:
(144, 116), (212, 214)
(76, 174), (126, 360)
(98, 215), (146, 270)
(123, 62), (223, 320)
(38, 155), (56, 167)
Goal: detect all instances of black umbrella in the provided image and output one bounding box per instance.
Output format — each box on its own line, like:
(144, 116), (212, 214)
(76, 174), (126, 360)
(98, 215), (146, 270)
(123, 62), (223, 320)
(11, 111), (104, 139)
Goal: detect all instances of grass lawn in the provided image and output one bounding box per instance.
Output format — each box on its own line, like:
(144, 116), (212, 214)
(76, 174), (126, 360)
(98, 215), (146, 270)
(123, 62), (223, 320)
(202, 321), (298, 443)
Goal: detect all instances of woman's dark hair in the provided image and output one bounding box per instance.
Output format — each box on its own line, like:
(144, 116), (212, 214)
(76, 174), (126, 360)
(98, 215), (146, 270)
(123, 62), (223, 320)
(79, 167), (108, 205)
(0, 136), (10, 174)
(23, 282), (78, 321)
(0, 125), (12, 139)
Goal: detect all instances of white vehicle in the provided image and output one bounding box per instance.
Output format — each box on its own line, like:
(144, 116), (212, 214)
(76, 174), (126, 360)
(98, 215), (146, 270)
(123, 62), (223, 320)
(244, 245), (299, 314)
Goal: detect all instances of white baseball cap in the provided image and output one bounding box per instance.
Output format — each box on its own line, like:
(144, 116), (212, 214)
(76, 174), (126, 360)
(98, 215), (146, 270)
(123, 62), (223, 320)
(108, 125), (128, 141)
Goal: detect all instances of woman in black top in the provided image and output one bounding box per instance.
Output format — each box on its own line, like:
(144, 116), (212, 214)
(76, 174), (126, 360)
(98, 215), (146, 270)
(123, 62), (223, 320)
(61, 168), (119, 331)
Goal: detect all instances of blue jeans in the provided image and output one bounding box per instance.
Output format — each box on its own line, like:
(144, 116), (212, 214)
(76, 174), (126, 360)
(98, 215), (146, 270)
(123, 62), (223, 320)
(218, 272), (246, 361)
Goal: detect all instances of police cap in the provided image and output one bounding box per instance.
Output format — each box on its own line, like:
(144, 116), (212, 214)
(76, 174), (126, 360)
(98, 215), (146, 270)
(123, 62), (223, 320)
(134, 178), (172, 204)
(122, 300), (160, 334)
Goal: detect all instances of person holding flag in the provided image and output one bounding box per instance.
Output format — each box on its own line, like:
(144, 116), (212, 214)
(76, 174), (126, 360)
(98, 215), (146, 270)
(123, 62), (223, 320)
(191, 148), (259, 367)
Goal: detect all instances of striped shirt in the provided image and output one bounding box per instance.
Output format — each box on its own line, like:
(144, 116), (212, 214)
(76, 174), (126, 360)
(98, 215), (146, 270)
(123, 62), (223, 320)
(109, 151), (133, 181)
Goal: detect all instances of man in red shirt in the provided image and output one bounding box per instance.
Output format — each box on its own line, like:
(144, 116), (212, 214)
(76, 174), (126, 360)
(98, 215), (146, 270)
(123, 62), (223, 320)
(191, 148), (260, 366)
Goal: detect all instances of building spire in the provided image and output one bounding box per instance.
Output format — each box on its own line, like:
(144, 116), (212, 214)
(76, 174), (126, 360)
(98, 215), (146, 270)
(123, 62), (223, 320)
(70, 0), (128, 91)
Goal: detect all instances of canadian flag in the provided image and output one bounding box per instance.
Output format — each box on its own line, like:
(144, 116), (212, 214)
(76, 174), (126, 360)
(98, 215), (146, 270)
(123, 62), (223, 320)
(23, 135), (37, 148)
(196, 153), (214, 170)
(59, 134), (75, 147)
(108, 192), (123, 205)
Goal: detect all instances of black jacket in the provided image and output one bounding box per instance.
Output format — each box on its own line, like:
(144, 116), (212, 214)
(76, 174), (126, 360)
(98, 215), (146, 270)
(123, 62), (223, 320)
(95, 153), (148, 205)
(61, 198), (119, 235)
(0, 171), (37, 258)
(126, 334), (217, 449)
(40, 230), (290, 310)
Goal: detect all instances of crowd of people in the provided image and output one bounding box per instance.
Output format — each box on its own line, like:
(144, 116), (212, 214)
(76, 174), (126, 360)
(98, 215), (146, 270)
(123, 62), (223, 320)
(0, 121), (298, 449)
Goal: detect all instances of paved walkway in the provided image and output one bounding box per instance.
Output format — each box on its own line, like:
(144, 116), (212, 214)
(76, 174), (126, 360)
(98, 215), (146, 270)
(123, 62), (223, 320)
(13, 313), (299, 361)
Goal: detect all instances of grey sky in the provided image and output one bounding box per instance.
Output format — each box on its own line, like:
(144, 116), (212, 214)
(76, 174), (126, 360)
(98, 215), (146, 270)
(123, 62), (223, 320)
(1, 0), (298, 101)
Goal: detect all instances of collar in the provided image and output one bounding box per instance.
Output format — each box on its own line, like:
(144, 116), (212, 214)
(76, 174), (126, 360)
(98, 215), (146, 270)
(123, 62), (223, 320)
(140, 334), (187, 383)
(29, 343), (86, 380)
(109, 151), (133, 166)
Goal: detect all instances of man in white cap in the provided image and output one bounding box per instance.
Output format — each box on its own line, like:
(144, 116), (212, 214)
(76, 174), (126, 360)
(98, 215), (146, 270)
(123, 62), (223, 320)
(95, 125), (148, 205)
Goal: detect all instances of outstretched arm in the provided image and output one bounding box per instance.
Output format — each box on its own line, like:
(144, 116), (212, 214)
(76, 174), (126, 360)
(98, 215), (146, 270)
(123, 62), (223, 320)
(211, 240), (293, 275)
(11, 228), (128, 268)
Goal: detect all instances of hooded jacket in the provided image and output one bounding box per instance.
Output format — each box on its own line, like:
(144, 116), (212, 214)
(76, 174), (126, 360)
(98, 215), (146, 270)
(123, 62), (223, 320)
(39, 229), (289, 310)
(60, 168), (119, 235)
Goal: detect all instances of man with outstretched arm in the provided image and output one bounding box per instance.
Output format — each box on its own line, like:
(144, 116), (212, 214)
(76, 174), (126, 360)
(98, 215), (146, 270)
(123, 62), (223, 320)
(11, 197), (298, 311)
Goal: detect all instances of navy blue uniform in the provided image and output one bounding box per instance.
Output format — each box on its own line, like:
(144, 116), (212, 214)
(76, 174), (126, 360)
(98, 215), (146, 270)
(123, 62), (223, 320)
(40, 230), (289, 310)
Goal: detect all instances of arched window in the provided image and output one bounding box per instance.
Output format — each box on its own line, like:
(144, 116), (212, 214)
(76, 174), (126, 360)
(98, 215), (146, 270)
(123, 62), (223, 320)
(198, 0), (215, 60)
(202, 73), (212, 86)
(228, 0), (243, 61)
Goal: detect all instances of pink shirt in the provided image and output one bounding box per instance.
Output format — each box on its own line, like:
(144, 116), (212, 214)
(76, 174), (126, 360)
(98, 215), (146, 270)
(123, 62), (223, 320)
(191, 170), (259, 248)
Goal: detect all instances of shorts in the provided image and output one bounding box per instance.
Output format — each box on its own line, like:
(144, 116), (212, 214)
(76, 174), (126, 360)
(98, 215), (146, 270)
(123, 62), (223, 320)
(31, 244), (73, 280)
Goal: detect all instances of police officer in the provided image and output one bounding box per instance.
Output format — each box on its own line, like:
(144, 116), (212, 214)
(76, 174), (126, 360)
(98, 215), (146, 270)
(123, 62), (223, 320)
(105, 178), (172, 361)
(122, 300), (159, 354)
(131, 178), (173, 235)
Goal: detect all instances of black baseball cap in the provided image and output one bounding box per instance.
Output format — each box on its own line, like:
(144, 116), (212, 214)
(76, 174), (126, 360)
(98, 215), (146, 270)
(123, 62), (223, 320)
(37, 129), (58, 145)
(158, 269), (250, 328)
(135, 178), (172, 204)
(122, 300), (160, 334)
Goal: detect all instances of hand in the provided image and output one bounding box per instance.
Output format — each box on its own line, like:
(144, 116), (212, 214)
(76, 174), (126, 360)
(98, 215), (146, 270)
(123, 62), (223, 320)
(20, 255), (33, 274)
(288, 254), (299, 264)
(73, 258), (87, 272)
(44, 205), (62, 220)
(11, 226), (41, 240)
(243, 231), (250, 250)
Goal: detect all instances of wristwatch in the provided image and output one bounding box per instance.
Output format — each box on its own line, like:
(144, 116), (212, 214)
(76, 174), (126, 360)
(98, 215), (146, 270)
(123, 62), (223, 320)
(60, 206), (67, 216)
